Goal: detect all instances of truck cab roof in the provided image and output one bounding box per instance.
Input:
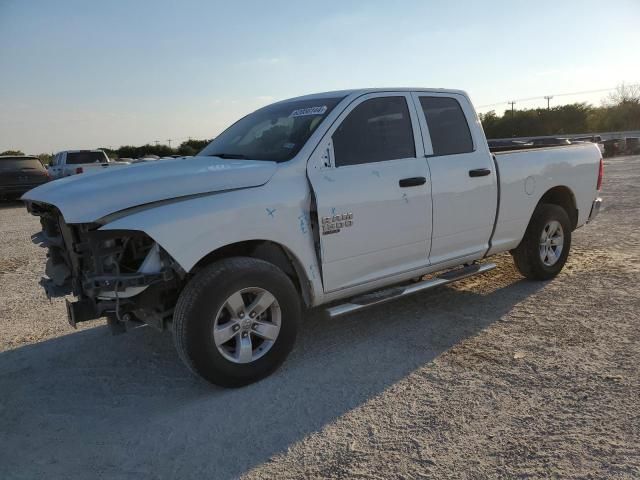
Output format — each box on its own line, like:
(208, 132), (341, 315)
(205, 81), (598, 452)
(277, 88), (470, 104)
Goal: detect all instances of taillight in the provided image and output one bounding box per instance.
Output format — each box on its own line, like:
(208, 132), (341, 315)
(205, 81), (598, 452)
(596, 158), (603, 190)
(76, 167), (84, 174)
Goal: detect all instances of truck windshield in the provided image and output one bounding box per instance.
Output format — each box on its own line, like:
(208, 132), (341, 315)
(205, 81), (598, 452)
(199, 97), (345, 162)
(66, 152), (107, 164)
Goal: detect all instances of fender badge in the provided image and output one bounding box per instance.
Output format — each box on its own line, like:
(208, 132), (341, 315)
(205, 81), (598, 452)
(322, 212), (353, 235)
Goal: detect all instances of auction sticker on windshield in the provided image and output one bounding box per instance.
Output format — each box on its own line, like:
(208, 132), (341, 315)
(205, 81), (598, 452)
(290, 106), (327, 117)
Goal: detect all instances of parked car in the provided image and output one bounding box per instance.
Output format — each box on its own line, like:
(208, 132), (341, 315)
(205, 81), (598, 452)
(0, 155), (49, 200)
(602, 138), (623, 157)
(23, 88), (603, 387)
(572, 135), (603, 144)
(48, 150), (130, 179)
(625, 137), (640, 155)
(131, 158), (158, 164)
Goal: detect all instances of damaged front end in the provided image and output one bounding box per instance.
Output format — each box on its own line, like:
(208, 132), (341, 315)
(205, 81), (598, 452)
(27, 201), (184, 334)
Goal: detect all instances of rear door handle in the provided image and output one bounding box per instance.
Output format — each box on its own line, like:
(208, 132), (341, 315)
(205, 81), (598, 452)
(399, 176), (427, 187)
(469, 168), (491, 177)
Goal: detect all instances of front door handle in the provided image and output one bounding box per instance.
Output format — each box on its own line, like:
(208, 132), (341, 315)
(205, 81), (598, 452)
(399, 176), (427, 187)
(469, 168), (491, 177)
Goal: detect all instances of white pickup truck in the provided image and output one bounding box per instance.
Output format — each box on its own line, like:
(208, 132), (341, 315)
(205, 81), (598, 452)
(48, 150), (129, 179)
(23, 88), (603, 387)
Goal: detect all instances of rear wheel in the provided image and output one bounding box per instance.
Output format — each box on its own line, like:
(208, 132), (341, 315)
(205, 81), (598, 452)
(173, 257), (300, 387)
(511, 203), (572, 281)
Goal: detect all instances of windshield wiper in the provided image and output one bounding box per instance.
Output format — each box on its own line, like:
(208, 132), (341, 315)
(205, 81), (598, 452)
(207, 153), (247, 159)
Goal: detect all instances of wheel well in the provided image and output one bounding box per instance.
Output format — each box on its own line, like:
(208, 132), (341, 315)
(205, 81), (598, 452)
(190, 240), (312, 306)
(538, 186), (578, 229)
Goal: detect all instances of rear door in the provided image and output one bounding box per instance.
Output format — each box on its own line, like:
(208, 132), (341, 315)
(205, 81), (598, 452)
(307, 93), (432, 292)
(411, 92), (497, 264)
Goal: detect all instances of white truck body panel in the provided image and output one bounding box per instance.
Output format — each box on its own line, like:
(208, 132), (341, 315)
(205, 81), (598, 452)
(23, 88), (602, 309)
(488, 144), (599, 255)
(28, 156), (278, 224)
(306, 92), (432, 292)
(101, 166), (325, 303)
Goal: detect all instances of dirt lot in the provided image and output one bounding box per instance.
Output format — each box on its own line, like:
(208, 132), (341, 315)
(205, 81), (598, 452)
(1, 156), (639, 479)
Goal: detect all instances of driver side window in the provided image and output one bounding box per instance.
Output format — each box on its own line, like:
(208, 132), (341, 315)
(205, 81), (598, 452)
(332, 96), (415, 167)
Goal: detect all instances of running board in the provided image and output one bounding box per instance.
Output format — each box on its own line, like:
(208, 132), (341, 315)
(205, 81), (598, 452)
(326, 262), (497, 318)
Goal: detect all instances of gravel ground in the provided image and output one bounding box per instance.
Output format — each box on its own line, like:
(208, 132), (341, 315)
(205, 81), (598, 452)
(0, 156), (639, 479)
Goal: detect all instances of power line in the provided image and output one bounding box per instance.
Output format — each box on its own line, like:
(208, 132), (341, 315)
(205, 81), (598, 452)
(477, 83), (640, 109)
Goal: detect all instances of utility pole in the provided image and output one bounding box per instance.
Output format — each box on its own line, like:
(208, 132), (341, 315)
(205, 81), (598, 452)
(154, 140), (159, 146)
(544, 95), (553, 110)
(508, 101), (516, 137)
(167, 139), (172, 148)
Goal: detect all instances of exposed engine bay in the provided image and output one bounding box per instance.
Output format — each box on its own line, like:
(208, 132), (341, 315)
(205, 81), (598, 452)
(26, 201), (184, 333)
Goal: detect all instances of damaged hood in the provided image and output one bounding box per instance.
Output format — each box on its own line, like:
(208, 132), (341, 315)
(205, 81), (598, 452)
(22, 156), (278, 223)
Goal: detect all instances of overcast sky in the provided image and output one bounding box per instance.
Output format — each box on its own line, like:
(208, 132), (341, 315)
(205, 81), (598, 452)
(1, 0), (639, 153)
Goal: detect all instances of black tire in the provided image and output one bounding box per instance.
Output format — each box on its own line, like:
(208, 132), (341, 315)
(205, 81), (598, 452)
(511, 203), (572, 281)
(173, 257), (300, 387)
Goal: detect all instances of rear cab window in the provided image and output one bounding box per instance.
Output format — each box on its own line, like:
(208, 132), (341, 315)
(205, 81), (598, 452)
(66, 151), (108, 165)
(419, 96), (474, 156)
(333, 96), (415, 167)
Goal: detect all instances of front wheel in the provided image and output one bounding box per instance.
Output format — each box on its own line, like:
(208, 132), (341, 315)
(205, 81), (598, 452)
(511, 203), (572, 281)
(172, 257), (300, 387)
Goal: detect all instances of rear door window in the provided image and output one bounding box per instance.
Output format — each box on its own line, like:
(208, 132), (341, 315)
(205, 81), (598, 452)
(333, 96), (415, 167)
(419, 96), (473, 156)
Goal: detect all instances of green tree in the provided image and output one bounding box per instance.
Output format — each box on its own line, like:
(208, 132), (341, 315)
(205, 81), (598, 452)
(178, 139), (210, 156)
(1, 150), (25, 156)
(480, 100), (638, 138)
(36, 153), (53, 165)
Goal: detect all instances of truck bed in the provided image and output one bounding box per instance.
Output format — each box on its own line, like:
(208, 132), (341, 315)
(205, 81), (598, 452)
(488, 143), (601, 255)
(489, 143), (584, 154)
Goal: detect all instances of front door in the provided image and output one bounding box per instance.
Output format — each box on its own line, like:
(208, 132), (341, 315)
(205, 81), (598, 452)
(307, 93), (432, 292)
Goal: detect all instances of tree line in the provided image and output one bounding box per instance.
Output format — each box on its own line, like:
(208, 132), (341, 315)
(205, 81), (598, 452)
(480, 84), (640, 139)
(1, 139), (211, 165)
(100, 138), (211, 160)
